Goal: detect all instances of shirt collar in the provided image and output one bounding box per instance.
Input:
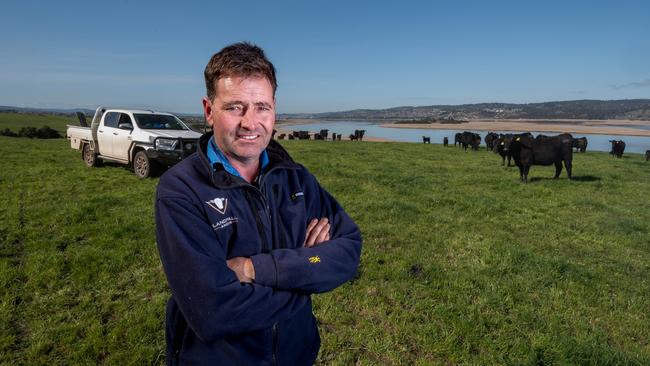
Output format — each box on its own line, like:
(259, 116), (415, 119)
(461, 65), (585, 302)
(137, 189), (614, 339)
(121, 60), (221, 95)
(207, 138), (269, 177)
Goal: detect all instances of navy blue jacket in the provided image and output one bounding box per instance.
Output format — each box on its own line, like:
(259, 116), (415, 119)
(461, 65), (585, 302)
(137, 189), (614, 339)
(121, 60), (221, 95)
(155, 133), (362, 365)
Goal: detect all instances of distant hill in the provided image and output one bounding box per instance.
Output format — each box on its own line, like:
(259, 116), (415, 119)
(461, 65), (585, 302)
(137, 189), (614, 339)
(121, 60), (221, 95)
(0, 106), (202, 117)
(0, 106), (208, 133)
(278, 99), (650, 121)
(4, 99), (650, 122)
(0, 106), (96, 115)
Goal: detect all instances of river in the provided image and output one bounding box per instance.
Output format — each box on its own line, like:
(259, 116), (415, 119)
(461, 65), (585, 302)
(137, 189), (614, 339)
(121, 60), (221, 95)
(280, 120), (650, 154)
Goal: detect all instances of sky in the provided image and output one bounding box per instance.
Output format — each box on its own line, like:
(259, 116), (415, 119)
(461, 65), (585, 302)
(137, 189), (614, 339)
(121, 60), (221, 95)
(1, 0), (649, 115)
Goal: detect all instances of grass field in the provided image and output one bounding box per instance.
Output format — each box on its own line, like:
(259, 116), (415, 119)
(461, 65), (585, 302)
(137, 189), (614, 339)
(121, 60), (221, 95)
(0, 112), (75, 134)
(1, 128), (650, 364)
(0, 111), (206, 135)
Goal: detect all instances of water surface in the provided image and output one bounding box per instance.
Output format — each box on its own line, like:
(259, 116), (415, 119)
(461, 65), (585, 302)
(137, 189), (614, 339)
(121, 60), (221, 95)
(281, 120), (650, 154)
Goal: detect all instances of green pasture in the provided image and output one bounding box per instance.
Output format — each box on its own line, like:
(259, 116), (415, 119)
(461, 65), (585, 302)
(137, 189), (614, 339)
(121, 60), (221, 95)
(0, 111), (206, 135)
(0, 112), (75, 134)
(1, 132), (649, 365)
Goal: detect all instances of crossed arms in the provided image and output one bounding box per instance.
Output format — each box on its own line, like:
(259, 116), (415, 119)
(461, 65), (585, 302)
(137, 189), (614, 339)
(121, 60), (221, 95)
(156, 174), (361, 341)
(227, 217), (331, 282)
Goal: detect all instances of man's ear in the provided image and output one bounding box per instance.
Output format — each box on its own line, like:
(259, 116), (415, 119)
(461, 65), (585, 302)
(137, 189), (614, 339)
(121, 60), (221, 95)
(202, 97), (214, 126)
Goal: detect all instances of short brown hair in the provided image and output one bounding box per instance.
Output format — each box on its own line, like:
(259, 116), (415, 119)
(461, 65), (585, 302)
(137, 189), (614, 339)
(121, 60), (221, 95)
(204, 42), (277, 101)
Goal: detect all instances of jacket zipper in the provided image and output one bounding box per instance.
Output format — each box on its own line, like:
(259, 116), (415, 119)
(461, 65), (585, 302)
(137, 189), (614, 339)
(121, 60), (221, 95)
(201, 141), (301, 364)
(210, 165), (287, 253)
(228, 170), (283, 363)
(272, 184), (287, 249)
(258, 176), (280, 366)
(272, 323), (278, 366)
(243, 189), (271, 253)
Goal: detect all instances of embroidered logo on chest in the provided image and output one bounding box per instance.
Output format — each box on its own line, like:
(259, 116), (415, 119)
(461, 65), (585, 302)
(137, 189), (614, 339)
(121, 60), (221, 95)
(206, 197), (228, 215)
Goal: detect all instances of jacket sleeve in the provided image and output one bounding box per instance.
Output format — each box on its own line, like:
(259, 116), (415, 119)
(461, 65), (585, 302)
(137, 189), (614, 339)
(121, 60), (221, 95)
(251, 169), (362, 294)
(156, 190), (309, 344)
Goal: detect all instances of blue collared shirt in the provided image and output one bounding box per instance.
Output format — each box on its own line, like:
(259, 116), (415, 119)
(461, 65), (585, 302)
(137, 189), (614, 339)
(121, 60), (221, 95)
(207, 138), (269, 178)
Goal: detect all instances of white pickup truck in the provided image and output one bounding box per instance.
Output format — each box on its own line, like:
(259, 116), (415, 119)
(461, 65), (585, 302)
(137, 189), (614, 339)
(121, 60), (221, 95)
(67, 106), (202, 178)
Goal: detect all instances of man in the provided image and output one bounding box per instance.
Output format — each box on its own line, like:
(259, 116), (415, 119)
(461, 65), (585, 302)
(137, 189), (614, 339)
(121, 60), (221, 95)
(155, 42), (362, 365)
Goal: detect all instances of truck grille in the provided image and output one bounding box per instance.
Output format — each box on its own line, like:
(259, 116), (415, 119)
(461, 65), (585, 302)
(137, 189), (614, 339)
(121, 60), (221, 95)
(179, 139), (198, 157)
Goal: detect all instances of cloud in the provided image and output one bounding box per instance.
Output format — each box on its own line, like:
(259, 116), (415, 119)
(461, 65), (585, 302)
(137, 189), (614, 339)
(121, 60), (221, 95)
(612, 79), (650, 90)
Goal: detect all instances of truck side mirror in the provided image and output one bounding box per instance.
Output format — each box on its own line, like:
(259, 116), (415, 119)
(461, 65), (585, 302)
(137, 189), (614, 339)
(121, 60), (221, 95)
(118, 123), (133, 130)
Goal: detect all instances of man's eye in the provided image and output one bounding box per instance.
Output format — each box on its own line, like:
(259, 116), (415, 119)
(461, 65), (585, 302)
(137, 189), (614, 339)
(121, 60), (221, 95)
(226, 105), (242, 111)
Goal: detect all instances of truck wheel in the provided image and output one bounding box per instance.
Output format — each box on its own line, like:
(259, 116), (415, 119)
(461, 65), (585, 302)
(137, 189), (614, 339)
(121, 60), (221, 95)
(134, 151), (157, 178)
(82, 143), (99, 167)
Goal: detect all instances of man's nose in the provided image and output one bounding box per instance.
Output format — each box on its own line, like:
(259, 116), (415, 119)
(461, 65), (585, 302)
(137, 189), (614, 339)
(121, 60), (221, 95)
(240, 108), (258, 129)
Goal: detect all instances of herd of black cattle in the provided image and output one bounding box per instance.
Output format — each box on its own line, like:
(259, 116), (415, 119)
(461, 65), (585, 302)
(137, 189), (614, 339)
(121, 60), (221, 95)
(276, 129), (366, 142)
(275, 128), (649, 183)
(435, 131), (644, 183)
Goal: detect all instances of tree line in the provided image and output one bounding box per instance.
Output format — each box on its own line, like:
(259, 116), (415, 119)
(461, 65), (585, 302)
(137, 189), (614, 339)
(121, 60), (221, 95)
(0, 126), (62, 139)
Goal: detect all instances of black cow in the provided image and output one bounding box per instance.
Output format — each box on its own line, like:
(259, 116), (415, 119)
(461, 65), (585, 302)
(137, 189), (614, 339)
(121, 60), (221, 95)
(454, 132), (462, 147)
(331, 132), (337, 141)
(292, 130), (310, 140)
(443, 137), (449, 146)
(510, 133), (573, 183)
(609, 140), (625, 158)
(316, 129), (328, 140)
(484, 132), (499, 152)
(495, 134), (514, 166)
(353, 129), (366, 141)
(646, 150), (650, 161)
(422, 136), (430, 144)
(472, 132), (482, 150)
(572, 137), (588, 153)
(489, 132), (517, 169)
(457, 131), (481, 151)
(277, 133), (286, 140)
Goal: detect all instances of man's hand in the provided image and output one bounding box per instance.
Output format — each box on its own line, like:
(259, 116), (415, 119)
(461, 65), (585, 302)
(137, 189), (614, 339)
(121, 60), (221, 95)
(226, 257), (255, 283)
(227, 218), (330, 282)
(304, 218), (330, 247)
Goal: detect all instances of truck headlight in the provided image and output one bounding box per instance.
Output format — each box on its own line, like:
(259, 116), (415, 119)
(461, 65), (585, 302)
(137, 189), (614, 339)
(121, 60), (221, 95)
(155, 138), (177, 150)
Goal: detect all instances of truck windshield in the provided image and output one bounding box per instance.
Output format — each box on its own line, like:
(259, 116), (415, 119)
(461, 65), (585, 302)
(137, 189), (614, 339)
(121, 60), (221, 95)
(134, 114), (188, 130)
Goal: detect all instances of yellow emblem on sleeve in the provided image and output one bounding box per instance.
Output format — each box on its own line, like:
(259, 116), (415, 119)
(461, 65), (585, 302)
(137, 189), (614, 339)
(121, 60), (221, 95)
(309, 256), (321, 263)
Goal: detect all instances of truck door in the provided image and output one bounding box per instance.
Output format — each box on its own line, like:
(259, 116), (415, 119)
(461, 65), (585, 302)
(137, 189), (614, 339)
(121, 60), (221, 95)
(112, 113), (134, 161)
(98, 111), (119, 156)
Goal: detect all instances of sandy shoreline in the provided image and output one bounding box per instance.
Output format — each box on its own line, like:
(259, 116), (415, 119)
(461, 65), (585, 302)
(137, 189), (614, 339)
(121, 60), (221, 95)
(276, 118), (650, 140)
(381, 119), (650, 137)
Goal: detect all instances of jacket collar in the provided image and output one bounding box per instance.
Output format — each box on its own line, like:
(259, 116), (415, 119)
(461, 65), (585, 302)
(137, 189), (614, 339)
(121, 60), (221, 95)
(207, 138), (270, 178)
(197, 132), (299, 188)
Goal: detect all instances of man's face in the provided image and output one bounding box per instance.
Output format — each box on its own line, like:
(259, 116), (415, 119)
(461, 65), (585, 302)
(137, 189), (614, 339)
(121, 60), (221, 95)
(203, 75), (275, 167)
